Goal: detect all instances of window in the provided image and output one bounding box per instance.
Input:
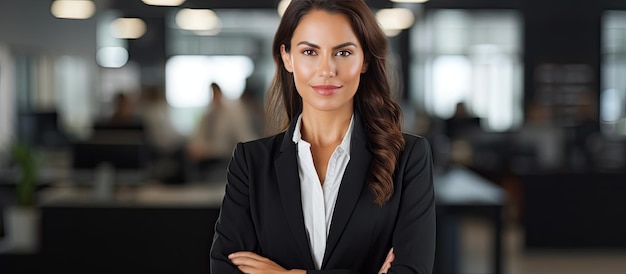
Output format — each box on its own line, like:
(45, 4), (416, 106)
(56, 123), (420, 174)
(165, 55), (254, 134)
(412, 9), (523, 132)
(602, 11), (626, 136)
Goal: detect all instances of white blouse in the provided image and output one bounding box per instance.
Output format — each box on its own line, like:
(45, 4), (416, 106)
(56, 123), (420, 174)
(292, 114), (354, 270)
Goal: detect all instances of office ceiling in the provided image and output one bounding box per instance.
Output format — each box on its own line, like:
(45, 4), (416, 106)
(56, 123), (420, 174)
(108, 0), (397, 17)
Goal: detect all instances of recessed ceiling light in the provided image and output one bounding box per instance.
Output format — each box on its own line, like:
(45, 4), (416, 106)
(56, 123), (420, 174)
(277, 0), (291, 17)
(175, 8), (221, 31)
(51, 0), (96, 20)
(376, 8), (415, 33)
(141, 0), (185, 6)
(111, 18), (147, 39)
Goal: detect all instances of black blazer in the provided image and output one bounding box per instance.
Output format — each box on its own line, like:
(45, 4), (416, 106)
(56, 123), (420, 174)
(210, 114), (436, 273)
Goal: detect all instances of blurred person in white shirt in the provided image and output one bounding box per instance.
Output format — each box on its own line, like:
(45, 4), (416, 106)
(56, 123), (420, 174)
(186, 82), (258, 162)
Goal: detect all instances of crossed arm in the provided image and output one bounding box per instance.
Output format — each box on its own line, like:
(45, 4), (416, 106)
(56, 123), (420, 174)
(227, 248), (395, 274)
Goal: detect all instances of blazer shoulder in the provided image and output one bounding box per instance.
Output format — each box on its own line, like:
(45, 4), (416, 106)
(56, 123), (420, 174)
(402, 133), (431, 150)
(236, 132), (286, 157)
(241, 132), (284, 146)
(399, 133), (433, 166)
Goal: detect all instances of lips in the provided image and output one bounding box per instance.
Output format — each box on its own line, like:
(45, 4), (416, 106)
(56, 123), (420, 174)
(312, 85), (342, 96)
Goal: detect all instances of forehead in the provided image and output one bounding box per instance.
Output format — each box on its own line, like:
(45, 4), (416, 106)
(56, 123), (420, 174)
(291, 9), (360, 46)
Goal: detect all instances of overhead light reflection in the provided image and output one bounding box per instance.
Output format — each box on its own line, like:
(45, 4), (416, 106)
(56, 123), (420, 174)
(376, 8), (415, 37)
(383, 29), (403, 37)
(111, 18), (147, 39)
(51, 0), (96, 20)
(175, 8), (221, 32)
(141, 0), (185, 6)
(277, 0), (291, 17)
(97, 47), (129, 68)
(193, 20), (223, 36)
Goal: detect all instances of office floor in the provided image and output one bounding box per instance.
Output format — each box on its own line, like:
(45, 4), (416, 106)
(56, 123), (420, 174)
(459, 217), (626, 274)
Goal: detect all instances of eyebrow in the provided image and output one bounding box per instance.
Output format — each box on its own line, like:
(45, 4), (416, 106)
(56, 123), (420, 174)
(296, 41), (358, 50)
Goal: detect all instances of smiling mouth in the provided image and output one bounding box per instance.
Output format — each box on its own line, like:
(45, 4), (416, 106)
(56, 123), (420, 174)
(312, 85), (341, 95)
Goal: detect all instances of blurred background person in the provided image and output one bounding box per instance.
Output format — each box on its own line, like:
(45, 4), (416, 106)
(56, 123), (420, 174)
(106, 92), (142, 128)
(568, 92), (601, 171)
(443, 102), (482, 167)
(512, 102), (565, 172)
(444, 102), (481, 141)
(185, 82), (258, 180)
(140, 85), (187, 184)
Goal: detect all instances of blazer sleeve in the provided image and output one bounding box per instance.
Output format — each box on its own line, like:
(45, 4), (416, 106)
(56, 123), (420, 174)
(210, 142), (258, 273)
(389, 137), (436, 274)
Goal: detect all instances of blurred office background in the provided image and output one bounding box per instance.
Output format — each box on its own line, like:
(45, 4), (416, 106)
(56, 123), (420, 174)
(1, 0), (626, 273)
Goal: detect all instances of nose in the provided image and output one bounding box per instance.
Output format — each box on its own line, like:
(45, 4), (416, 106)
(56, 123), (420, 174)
(318, 55), (336, 78)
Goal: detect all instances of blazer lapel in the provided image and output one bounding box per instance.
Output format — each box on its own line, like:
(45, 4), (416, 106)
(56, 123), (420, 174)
(322, 113), (372, 268)
(274, 119), (315, 269)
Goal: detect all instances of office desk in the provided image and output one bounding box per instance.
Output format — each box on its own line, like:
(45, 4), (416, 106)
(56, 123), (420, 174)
(434, 166), (506, 274)
(5, 168), (506, 274)
(37, 183), (225, 274)
(521, 172), (626, 248)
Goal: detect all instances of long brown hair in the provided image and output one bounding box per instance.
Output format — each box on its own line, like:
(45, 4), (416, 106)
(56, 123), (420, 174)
(265, 0), (405, 206)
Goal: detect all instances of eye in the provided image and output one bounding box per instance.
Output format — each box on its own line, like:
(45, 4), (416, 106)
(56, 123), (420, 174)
(336, 50), (352, 57)
(303, 49), (317, 56)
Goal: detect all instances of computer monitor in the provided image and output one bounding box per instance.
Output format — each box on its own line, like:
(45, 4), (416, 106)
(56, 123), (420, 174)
(72, 143), (148, 170)
(17, 111), (68, 148)
(71, 129), (149, 186)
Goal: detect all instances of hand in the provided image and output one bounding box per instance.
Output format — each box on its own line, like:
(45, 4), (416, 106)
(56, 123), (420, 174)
(229, 251), (305, 274)
(378, 248), (395, 274)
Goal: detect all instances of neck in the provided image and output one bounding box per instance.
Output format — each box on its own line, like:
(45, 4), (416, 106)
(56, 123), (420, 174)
(300, 108), (352, 147)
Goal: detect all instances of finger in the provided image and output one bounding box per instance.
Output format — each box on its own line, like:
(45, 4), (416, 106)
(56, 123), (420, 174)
(384, 248), (394, 261)
(230, 256), (249, 266)
(229, 251), (273, 266)
(230, 254), (281, 271)
(229, 251), (263, 259)
(233, 257), (283, 273)
(230, 256), (264, 267)
(386, 248), (395, 263)
(379, 248), (395, 274)
(378, 263), (390, 274)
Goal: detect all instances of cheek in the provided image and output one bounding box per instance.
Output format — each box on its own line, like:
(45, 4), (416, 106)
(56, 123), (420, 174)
(291, 56), (316, 78)
(340, 61), (365, 81)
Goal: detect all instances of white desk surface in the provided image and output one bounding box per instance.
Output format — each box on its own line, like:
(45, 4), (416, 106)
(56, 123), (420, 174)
(434, 165), (506, 205)
(38, 182), (226, 208)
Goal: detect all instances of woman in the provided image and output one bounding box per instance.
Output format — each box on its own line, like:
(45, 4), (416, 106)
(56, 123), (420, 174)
(210, 0), (435, 273)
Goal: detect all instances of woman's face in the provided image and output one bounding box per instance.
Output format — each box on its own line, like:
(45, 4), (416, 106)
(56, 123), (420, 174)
(281, 9), (367, 114)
